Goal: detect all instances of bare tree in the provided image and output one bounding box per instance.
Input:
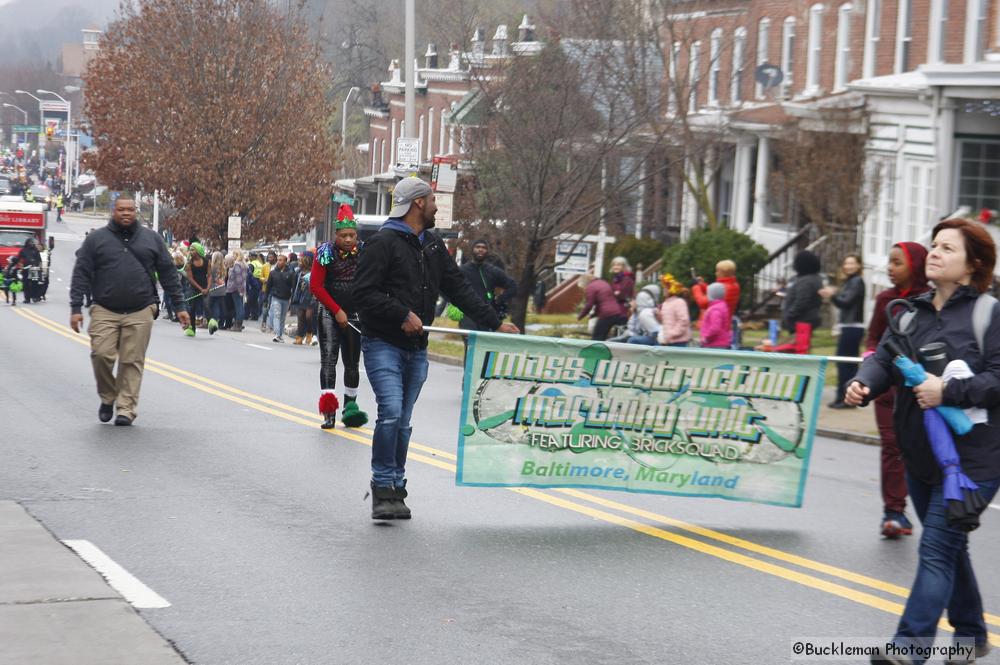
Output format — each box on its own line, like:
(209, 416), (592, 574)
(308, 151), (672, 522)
(770, 108), (870, 267)
(83, 0), (335, 244)
(469, 20), (669, 328)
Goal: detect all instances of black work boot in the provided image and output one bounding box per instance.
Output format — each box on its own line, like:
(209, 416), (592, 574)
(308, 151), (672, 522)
(98, 403), (114, 423)
(370, 482), (396, 520)
(391, 482), (411, 519)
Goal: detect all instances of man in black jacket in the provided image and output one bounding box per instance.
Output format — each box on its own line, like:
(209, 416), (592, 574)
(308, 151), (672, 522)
(353, 177), (519, 520)
(70, 196), (190, 426)
(265, 254), (295, 342)
(458, 239), (518, 365)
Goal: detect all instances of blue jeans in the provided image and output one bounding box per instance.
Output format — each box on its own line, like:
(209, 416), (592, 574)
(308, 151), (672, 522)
(626, 334), (658, 345)
(834, 326), (864, 401)
(362, 336), (429, 487)
(269, 298), (289, 338)
(229, 292), (244, 324)
(893, 474), (1000, 661)
(189, 294), (206, 321)
(208, 294), (226, 322)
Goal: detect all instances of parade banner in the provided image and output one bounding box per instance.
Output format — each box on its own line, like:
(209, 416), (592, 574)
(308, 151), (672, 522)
(455, 333), (827, 507)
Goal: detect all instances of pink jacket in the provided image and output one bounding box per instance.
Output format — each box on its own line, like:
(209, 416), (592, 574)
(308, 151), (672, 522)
(657, 296), (691, 345)
(700, 300), (732, 349)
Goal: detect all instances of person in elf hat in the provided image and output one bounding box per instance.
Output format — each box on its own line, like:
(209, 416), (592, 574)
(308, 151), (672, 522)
(309, 204), (369, 430)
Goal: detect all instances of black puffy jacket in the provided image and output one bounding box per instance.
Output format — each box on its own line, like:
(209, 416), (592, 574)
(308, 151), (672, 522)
(70, 220), (184, 315)
(854, 286), (1000, 483)
(353, 225), (501, 350)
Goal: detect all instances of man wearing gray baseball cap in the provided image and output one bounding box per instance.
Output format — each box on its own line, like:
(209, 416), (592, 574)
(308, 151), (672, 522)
(353, 176), (520, 520)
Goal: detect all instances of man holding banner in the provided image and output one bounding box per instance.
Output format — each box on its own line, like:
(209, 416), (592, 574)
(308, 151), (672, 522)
(353, 177), (520, 521)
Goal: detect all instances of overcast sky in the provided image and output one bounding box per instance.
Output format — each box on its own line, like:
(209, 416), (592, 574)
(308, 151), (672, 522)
(0, 0), (119, 66)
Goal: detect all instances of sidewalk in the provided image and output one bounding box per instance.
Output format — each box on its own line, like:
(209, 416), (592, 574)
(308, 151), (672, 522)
(816, 385), (880, 444)
(0, 501), (187, 665)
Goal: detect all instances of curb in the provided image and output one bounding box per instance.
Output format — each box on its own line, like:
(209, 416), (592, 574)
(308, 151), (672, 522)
(814, 427), (879, 446)
(428, 352), (462, 367)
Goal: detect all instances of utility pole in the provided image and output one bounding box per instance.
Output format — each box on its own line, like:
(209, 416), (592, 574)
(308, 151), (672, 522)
(404, 0), (415, 140)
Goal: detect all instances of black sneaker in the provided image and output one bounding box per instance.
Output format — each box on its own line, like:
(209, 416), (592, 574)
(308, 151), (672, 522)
(98, 403), (114, 423)
(114, 415), (133, 426)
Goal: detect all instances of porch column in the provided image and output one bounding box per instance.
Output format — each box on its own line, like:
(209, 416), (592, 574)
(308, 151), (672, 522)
(935, 99), (957, 219)
(751, 135), (771, 231)
(732, 139), (755, 232)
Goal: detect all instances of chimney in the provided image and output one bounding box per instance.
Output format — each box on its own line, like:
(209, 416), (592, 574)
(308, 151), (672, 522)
(388, 59), (402, 84)
(492, 25), (508, 56)
(425, 43), (438, 69)
(517, 14), (535, 42)
(448, 43), (461, 70)
(471, 26), (485, 57)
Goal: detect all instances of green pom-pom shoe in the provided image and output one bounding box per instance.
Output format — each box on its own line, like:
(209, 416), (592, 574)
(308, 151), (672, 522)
(341, 400), (368, 428)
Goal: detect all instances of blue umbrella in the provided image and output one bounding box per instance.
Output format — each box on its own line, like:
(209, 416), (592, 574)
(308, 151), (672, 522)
(894, 355), (988, 532)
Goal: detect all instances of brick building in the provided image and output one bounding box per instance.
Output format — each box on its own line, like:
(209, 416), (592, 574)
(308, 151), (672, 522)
(336, 17), (542, 220)
(340, 3), (1000, 304)
(665, 0), (1000, 304)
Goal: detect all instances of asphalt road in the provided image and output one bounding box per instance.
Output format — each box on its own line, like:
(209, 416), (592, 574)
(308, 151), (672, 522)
(2, 213), (999, 664)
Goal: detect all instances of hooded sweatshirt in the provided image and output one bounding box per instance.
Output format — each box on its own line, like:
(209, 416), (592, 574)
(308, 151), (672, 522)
(700, 286), (732, 349)
(630, 284), (662, 337)
(865, 241), (930, 352)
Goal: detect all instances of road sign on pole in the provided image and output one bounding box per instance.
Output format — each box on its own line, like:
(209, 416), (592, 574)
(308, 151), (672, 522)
(434, 192), (454, 229)
(431, 156), (458, 193)
(395, 137), (420, 173)
(227, 215), (242, 239)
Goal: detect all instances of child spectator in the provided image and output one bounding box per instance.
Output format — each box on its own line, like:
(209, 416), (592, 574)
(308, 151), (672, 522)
(699, 282), (733, 349)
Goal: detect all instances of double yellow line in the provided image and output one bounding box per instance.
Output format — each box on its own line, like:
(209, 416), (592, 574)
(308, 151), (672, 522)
(12, 305), (1000, 640)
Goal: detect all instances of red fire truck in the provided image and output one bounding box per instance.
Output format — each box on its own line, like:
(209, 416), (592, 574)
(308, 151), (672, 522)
(0, 199), (49, 266)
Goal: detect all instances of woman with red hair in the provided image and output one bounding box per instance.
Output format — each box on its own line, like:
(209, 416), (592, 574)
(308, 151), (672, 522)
(849, 219), (1000, 664)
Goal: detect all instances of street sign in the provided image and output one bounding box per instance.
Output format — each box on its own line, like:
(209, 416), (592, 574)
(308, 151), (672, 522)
(554, 240), (592, 275)
(431, 156), (458, 193)
(12, 125), (42, 133)
(754, 63), (783, 88)
(227, 239), (242, 251)
(434, 192), (454, 229)
(395, 137), (421, 171)
(227, 215), (242, 239)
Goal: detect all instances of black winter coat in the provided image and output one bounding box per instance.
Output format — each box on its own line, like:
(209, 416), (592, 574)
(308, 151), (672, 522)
(70, 220), (184, 315)
(353, 226), (502, 350)
(458, 259), (518, 331)
(854, 286), (1000, 483)
(831, 274), (865, 324)
(266, 266), (296, 301)
(782, 273), (823, 332)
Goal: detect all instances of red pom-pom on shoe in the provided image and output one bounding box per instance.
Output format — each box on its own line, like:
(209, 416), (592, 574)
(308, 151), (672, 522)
(318, 393), (339, 414)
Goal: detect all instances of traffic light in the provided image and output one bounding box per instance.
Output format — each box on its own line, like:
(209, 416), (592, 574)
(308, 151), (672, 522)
(45, 125), (54, 138)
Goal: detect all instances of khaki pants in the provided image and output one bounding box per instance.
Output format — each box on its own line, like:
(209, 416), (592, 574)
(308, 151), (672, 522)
(88, 304), (156, 420)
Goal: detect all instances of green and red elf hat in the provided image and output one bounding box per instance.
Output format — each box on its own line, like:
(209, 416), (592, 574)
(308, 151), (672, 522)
(335, 204), (357, 231)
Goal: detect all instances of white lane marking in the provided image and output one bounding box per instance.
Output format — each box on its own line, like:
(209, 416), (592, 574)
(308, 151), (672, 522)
(62, 539), (171, 609)
(246, 343), (272, 351)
